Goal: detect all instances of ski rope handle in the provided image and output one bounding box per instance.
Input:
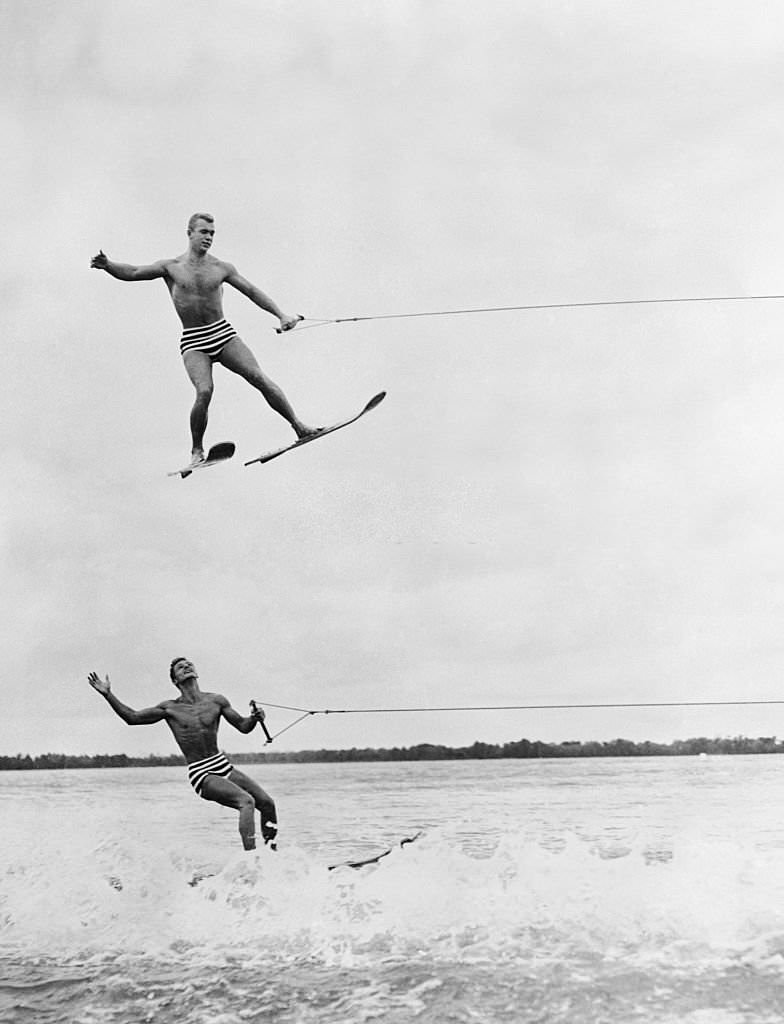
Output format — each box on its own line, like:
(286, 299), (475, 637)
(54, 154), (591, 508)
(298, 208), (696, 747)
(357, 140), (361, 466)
(249, 700), (273, 744)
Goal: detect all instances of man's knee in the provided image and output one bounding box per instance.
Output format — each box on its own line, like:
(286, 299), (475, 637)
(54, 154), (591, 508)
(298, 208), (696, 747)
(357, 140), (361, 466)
(193, 383), (214, 404)
(259, 794), (276, 819)
(237, 791), (255, 812)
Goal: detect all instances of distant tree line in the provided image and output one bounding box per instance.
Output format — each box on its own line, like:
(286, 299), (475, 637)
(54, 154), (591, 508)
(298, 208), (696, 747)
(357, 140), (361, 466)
(1, 735), (783, 770)
(240, 735), (784, 762)
(0, 753), (183, 771)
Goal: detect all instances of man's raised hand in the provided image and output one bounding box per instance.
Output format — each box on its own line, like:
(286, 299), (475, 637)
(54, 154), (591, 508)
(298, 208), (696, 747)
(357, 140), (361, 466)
(90, 250), (108, 270)
(88, 671), (111, 695)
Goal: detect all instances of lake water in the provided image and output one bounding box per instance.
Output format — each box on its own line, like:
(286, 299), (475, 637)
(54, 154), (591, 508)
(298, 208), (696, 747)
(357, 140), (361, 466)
(2, 755), (784, 1023)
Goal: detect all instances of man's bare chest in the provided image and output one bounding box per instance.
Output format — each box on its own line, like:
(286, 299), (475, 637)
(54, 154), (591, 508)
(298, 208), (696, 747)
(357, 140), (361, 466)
(168, 701), (221, 730)
(168, 262), (225, 295)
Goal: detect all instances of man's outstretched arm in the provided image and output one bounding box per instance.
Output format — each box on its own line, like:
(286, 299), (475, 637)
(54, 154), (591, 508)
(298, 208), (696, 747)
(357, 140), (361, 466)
(90, 250), (167, 282)
(87, 671), (167, 725)
(223, 264), (302, 331)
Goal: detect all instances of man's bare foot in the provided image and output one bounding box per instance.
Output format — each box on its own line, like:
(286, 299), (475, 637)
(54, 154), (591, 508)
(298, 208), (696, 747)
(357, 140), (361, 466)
(294, 425), (324, 441)
(263, 821), (278, 851)
(189, 450), (205, 467)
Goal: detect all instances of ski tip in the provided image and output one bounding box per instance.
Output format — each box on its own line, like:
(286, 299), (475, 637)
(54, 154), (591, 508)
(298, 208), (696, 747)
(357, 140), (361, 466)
(366, 391), (386, 411)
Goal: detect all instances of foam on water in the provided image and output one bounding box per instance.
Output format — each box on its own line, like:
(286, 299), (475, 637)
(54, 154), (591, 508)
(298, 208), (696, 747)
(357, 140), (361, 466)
(4, 824), (784, 975)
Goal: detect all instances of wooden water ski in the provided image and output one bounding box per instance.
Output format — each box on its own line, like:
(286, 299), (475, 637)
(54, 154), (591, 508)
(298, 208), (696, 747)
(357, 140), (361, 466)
(185, 831), (423, 886)
(244, 392), (386, 467)
(327, 831), (423, 871)
(168, 442), (236, 479)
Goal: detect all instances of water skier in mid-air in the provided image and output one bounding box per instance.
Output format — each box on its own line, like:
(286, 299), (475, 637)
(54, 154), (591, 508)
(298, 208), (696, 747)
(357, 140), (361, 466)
(91, 212), (320, 468)
(88, 658), (277, 851)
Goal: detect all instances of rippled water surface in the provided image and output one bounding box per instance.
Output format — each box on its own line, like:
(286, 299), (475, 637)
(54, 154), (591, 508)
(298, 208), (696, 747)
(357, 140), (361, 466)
(3, 756), (784, 1023)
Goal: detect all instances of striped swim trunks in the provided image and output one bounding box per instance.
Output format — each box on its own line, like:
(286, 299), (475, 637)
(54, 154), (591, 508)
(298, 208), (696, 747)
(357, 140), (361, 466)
(180, 319), (238, 360)
(187, 751), (235, 797)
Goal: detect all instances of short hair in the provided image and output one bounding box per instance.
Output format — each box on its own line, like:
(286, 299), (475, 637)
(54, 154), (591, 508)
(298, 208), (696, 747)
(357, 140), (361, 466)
(187, 212), (214, 232)
(170, 657), (187, 681)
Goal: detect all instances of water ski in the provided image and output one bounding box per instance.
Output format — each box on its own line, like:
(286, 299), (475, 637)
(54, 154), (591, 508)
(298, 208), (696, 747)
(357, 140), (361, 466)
(327, 831), (423, 871)
(186, 831), (422, 886)
(244, 392), (386, 467)
(168, 442), (236, 479)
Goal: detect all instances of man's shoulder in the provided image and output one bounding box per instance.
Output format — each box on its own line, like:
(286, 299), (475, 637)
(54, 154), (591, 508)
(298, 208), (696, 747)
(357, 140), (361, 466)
(200, 690), (227, 705)
(208, 255), (237, 275)
(140, 255), (177, 279)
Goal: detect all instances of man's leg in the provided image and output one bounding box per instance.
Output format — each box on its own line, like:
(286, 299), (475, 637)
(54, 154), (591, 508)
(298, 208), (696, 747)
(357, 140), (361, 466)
(217, 337), (319, 439)
(226, 767), (278, 847)
(182, 351), (215, 459)
(199, 774), (258, 850)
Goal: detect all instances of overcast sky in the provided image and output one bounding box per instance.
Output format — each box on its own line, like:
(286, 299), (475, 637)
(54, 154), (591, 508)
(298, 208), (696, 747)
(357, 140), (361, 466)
(5, 0), (784, 757)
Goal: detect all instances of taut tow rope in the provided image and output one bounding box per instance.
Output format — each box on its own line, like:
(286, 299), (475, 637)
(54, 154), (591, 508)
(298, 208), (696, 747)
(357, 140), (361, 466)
(289, 293), (784, 333)
(249, 697), (784, 743)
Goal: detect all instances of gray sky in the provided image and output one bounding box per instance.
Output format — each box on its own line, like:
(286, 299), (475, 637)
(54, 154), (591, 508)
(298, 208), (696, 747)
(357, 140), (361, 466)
(5, 0), (784, 757)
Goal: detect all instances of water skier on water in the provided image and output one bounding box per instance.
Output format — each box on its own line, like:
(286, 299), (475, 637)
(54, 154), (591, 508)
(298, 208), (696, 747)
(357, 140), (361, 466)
(90, 212), (320, 468)
(88, 658), (277, 851)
